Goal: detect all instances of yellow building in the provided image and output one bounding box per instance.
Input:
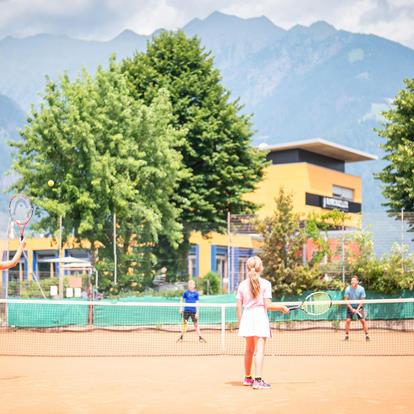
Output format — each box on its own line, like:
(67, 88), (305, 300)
(189, 139), (376, 290)
(2, 139), (376, 293)
(247, 139), (375, 220)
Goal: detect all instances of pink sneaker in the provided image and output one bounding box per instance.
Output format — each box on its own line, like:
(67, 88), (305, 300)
(243, 377), (254, 386)
(252, 379), (271, 390)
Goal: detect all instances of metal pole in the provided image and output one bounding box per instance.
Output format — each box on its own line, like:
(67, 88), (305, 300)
(58, 215), (64, 298)
(221, 305), (226, 354)
(227, 211), (231, 293)
(401, 207), (405, 273)
(341, 225), (345, 283)
(113, 212), (117, 285)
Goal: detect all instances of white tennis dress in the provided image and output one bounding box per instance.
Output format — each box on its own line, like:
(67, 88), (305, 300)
(236, 277), (272, 338)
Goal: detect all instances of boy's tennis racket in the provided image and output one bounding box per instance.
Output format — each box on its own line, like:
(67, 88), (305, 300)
(9, 194), (33, 240)
(287, 291), (332, 316)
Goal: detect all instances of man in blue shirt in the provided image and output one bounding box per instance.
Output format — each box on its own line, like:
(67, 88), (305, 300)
(177, 280), (206, 343)
(344, 275), (370, 341)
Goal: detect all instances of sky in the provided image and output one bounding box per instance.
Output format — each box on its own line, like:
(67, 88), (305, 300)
(0, 0), (413, 49)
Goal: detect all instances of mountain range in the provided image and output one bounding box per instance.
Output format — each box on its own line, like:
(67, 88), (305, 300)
(1, 11), (414, 213)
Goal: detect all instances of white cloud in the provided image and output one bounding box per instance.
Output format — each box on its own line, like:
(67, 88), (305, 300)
(361, 101), (390, 123)
(356, 72), (370, 80)
(0, 0), (413, 48)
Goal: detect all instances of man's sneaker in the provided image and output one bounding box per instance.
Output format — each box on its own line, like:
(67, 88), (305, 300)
(344, 335), (349, 341)
(365, 335), (370, 341)
(243, 377), (254, 386)
(199, 336), (207, 343)
(176, 335), (183, 343)
(252, 379), (271, 390)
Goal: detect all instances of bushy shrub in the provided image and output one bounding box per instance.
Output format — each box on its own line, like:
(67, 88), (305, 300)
(18, 277), (69, 298)
(196, 272), (220, 295)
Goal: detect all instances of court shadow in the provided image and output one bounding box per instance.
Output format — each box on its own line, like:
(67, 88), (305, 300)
(225, 381), (244, 387)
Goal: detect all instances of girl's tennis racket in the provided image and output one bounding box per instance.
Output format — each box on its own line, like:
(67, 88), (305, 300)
(287, 291), (332, 316)
(9, 194), (33, 240)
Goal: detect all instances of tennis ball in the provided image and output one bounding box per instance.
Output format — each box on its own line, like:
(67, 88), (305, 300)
(47, 180), (55, 187)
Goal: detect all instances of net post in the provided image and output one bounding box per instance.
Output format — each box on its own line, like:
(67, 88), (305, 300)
(221, 304), (226, 353)
(113, 211), (117, 285)
(58, 215), (64, 299)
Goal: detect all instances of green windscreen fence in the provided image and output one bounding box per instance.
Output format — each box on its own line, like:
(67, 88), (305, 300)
(4, 294), (414, 328)
(2, 297), (413, 357)
(7, 301), (88, 328)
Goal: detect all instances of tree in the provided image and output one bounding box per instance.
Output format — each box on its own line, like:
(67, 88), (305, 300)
(257, 189), (346, 295)
(10, 58), (184, 291)
(304, 210), (348, 270)
(376, 78), (414, 214)
(257, 188), (308, 295)
(122, 31), (266, 279)
(349, 229), (414, 293)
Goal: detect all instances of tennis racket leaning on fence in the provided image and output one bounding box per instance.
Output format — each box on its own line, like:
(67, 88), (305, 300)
(9, 194), (33, 240)
(286, 291), (332, 316)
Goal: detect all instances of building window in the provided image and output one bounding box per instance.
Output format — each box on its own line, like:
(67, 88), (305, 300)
(8, 259), (25, 282)
(67, 249), (90, 260)
(216, 254), (227, 279)
(188, 254), (197, 278)
(187, 245), (198, 278)
(238, 257), (248, 281)
(8, 253), (25, 296)
(36, 251), (58, 279)
(333, 185), (354, 201)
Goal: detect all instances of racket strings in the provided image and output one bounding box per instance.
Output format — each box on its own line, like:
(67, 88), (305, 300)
(9, 195), (33, 226)
(302, 292), (332, 316)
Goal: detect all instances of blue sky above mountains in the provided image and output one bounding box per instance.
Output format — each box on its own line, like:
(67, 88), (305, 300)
(1, 2), (414, 211)
(0, 0), (413, 49)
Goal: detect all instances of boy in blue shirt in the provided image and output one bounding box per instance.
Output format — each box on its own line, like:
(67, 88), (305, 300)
(177, 280), (206, 343)
(344, 275), (370, 341)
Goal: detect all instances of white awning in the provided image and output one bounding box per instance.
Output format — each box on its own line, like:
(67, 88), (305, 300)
(42, 256), (92, 266)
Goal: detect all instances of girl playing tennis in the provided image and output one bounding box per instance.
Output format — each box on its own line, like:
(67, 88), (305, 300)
(0, 239), (26, 270)
(236, 255), (289, 390)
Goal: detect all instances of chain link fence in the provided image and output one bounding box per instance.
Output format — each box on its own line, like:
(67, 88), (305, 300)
(1, 209), (414, 298)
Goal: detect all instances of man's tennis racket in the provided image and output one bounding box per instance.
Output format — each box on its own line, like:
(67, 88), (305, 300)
(287, 291), (332, 316)
(355, 308), (367, 319)
(9, 194), (33, 240)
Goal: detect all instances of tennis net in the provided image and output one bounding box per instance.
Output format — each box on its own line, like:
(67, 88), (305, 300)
(0, 298), (413, 356)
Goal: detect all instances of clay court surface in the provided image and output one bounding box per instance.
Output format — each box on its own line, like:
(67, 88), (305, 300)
(1, 355), (413, 414)
(1, 328), (413, 356)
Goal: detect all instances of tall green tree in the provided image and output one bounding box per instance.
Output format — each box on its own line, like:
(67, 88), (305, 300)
(10, 58), (184, 291)
(257, 188), (307, 295)
(376, 78), (414, 213)
(256, 188), (344, 295)
(122, 31), (266, 279)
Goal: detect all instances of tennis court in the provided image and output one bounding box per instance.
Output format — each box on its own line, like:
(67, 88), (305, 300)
(1, 298), (413, 413)
(1, 328), (413, 357)
(1, 356), (414, 414)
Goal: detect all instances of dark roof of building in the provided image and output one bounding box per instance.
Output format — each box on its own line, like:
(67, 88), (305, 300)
(259, 138), (377, 162)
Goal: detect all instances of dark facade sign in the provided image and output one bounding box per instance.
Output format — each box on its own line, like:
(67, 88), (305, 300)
(306, 193), (361, 213)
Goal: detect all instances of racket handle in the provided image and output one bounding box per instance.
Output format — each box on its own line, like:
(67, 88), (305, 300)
(287, 305), (300, 311)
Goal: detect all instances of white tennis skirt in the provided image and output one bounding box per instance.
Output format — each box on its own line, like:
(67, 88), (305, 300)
(238, 306), (272, 338)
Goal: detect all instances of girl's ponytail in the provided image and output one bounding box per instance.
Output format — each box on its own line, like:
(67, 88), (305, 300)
(246, 256), (263, 299)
